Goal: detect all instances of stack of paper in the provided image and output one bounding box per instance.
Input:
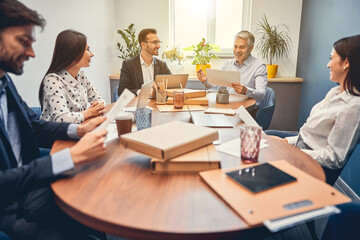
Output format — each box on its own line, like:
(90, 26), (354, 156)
(216, 138), (269, 158)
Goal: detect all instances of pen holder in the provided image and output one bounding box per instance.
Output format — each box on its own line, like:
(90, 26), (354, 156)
(156, 90), (167, 104)
(216, 89), (229, 104)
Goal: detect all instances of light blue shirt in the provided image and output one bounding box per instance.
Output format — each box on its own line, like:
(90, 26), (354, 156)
(204, 55), (268, 104)
(0, 74), (77, 174)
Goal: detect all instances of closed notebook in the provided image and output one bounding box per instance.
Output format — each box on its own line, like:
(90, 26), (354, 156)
(120, 121), (219, 160)
(167, 96), (208, 105)
(151, 144), (220, 174)
(165, 89), (206, 99)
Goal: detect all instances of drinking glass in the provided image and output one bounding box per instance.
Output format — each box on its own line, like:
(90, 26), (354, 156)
(240, 125), (262, 164)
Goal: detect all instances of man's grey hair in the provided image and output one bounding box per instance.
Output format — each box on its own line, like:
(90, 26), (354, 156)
(234, 30), (255, 47)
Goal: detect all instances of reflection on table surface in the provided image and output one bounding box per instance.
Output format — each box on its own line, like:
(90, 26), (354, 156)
(51, 97), (325, 240)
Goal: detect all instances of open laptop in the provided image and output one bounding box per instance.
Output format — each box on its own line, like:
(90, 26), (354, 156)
(123, 81), (153, 114)
(185, 98), (233, 128)
(155, 74), (189, 89)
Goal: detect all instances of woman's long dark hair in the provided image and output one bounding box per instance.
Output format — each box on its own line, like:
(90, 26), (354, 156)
(333, 35), (360, 96)
(38, 29), (87, 108)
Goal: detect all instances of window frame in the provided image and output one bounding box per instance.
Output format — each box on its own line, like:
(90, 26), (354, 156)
(168, 0), (252, 57)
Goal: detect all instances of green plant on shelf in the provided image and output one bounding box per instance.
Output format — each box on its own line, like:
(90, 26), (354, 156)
(256, 15), (291, 65)
(183, 38), (221, 65)
(116, 23), (141, 60)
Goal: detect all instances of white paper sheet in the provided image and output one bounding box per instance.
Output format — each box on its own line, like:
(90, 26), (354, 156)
(207, 69), (241, 87)
(216, 137), (269, 158)
(205, 108), (236, 116)
(236, 105), (259, 127)
(92, 89), (135, 132)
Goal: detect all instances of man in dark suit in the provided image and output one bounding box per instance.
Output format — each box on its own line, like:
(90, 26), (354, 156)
(0, 1), (108, 239)
(118, 28), (171, 96)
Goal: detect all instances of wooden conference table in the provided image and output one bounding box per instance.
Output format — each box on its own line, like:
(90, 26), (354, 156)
(51, 94), (325, 240)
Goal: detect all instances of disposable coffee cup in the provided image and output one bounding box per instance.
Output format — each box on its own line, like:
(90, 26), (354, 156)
(115, 112), (133, 136)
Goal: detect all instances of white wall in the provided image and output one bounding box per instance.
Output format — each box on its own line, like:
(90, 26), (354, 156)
(13, 0), (116, 106)
(114, 0), (302, 77)
(114, 0), (170, 70)
(12, 0), (302, 106)
(250, 0), (303, 77)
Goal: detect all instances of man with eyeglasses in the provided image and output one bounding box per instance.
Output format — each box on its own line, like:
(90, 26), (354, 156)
(118, 28), (171, 96)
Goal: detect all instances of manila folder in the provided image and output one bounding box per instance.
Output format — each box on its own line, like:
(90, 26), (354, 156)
(199, 160), (350, 226)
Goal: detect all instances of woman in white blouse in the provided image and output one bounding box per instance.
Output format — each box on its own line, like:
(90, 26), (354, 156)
(267, 35), (360, 184)
(39, 30), (105, 123)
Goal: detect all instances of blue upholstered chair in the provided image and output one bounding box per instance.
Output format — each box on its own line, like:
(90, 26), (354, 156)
(255, 87), (276, 130)
(30, 107), (51, 156)
(0, 231), (10, 240)
(112, 86), (119, 102)
(321, 202), (360, 240)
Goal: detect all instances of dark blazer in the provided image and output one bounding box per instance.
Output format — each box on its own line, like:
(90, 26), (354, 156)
(118, 55), (171, 96)
(0, 74), (72, 212)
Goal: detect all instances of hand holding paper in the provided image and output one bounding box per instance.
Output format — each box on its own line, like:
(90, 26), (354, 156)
(207, 69), (240, 87)
(92, 89), (135, 132)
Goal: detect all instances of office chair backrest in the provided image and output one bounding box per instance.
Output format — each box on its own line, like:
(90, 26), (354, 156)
(334, 139), (360, 187)
(322, 137), (360, 185)
(30, 106), (51, 157)
(0, 231), (10, 240)
(112, 86), (119, 102)
(255, 87), (276, 130)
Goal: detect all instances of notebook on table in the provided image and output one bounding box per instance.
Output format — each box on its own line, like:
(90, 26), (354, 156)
(226, 163), (297, 193)
(190, 113), (233, 128)
(185, 98), (233, 128)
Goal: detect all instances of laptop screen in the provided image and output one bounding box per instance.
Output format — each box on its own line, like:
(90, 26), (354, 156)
(137, 81), (153, 109)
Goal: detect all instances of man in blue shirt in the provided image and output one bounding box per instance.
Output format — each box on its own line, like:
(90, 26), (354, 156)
(0, 0), (108, 239)
(197, 30), (268, 105)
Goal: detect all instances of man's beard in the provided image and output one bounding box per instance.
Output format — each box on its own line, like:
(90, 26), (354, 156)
(0, 46), (25, 75)
(145, 47), (159, 56)
(0, 56), (25, 75)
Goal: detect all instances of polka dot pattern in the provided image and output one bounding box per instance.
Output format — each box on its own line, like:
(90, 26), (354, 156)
(40, 70), (105, 123)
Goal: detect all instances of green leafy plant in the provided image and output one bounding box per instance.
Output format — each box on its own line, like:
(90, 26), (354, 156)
(183, 38), (221, 65)
(116, 23), (141, 60)
(162, 46), (185, 65)
(256, 15), (291, 65)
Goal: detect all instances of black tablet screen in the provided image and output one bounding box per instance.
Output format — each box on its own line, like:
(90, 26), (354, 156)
(226, 163), (297, 193)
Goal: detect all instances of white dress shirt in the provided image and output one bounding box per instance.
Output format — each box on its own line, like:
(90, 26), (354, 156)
(287, 86), (360, 169)
(137, 55), (154, 96)
(40, 70), (105, 123)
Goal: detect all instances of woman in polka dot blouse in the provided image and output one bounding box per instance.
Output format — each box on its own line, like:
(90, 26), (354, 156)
(38, 30), (105, 123)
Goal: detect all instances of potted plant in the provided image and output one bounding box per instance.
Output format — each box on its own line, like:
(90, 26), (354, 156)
(183, 38), (220, 75)
(256, 15), (291, 78)
(116, 23), (141, 60)
(162, 46), (185, 73)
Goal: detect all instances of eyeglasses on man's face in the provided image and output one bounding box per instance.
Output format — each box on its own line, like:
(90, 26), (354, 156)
(145, 40), (162, 45)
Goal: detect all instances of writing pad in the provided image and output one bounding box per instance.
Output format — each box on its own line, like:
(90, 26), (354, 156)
(226, 163), (297, 193)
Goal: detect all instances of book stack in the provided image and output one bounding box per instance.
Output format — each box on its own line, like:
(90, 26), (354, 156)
(167, 95), (208, 105)
(165, 89), (206, 99)
(151, 144), (220, 174)
(120, 121), (221, 173)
